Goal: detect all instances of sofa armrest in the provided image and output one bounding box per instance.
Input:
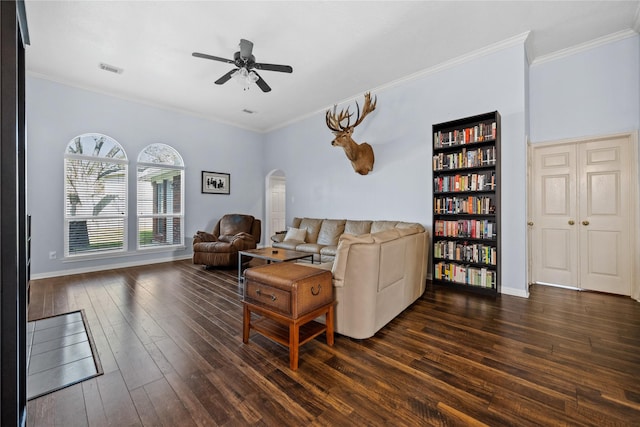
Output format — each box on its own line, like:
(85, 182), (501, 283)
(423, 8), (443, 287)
(228, 232), (257, 250)
(193, 231), (217, 244)
(271, 231), (286, 243)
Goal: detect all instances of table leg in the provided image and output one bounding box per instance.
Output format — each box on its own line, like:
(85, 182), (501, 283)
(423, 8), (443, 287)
(242, 305), (251, 344)
(289, 322), (300, 370)
(326, 305), (335, 346)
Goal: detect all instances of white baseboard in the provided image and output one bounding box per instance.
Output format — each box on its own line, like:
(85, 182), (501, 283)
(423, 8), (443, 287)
(500, 285), (530, 298)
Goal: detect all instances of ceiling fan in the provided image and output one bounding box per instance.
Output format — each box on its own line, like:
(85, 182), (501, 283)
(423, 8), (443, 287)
(192, 39), (293, 92)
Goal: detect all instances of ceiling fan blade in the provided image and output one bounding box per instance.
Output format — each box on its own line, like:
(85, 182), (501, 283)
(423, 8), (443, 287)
(192, 52), (235, 64)
(252, 71), (271, 92)
(239, 39), (254, 59)
(214, 69), (238, 85)
(253, 63), (293, 73)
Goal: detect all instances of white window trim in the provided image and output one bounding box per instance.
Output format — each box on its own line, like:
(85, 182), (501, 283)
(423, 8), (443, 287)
(136, 151), (185, 251)
(64, 135), (129, 259)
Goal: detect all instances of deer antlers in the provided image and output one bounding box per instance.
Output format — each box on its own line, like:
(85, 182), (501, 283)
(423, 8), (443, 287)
(326, 92), (377, 133)
(325, 92), (377, 175)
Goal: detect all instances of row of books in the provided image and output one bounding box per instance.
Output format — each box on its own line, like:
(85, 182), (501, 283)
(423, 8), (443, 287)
(433, 121), (497, 149)
(434, 262), (496, 288)
(434, 171), (495, 193)
(433, 146), (497, 171)
(434, 240), (497, 265)
(434, 196), (495, 215)
(434, 219), (496, 239)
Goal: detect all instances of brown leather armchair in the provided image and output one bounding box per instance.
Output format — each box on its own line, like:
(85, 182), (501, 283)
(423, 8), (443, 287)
(193, 214), (261, 268)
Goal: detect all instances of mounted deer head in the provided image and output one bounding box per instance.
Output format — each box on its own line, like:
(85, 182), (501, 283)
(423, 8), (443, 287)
(325, 92), (377, 175)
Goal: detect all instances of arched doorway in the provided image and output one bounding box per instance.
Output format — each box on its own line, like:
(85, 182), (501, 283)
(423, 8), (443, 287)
(265, 169), (286, 243)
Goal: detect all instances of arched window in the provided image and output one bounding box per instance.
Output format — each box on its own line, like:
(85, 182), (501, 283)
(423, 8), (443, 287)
(137, 143), (184, 249)
(64, 133), (128, 256)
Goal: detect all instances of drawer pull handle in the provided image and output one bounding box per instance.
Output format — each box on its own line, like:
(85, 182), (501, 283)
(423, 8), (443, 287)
(311, 284), (321, 296)
(255, 289), (277, 301)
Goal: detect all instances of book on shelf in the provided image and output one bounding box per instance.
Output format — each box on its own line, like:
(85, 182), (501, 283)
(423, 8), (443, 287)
(433, 120), (497, 149)
(434, 219), (496, 239)
(434, 240), (497, 265)
(434, 261), (496, 288)
(433, 195), (494, 215)
(433, 171), (495, 193)
(432, 146), (496, 170)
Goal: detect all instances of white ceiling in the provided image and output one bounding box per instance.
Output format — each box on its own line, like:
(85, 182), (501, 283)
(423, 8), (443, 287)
(25, 1), (640, 132)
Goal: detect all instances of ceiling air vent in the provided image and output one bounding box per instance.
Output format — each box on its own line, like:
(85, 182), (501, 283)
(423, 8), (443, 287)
(99, 63), (123, 74)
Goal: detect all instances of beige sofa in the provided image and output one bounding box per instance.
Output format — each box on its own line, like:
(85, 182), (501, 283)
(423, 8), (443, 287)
(271, 218), (429, 339)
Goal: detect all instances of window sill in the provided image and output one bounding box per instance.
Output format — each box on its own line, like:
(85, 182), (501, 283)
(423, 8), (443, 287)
(137, 245), (187, 254)
(63, 245), (186, 263)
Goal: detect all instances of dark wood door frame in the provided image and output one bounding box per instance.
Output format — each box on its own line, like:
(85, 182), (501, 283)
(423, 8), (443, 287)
(1, 1), (29, 425)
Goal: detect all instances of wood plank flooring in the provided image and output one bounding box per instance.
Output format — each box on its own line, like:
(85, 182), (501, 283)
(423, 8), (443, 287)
(26, 259), (640, 426)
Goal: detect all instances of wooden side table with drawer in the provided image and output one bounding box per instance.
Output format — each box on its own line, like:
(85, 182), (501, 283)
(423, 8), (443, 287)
(242, 262), (335, 370)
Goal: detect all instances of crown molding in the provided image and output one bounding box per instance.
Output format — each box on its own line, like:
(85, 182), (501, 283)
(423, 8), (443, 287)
(266, 32), (531, 133)
(531, 29), (638, 66)
(376, 31), (531, 93)
(523, 32), (535, 66)
(26, 71), (263, 133)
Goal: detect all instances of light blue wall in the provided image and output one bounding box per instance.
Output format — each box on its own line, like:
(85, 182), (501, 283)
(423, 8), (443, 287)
(529, 34), (640, 301)
(264, 43), (530, 297)
(529, 34), (640, 143)
(27, 34), (639, 298)
(27, 77), (264, 277)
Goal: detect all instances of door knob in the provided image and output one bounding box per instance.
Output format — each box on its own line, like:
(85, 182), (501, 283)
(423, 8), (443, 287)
(527, 221), (534, 226)
(582, 220), (589, 226)
(568, 220), (575, 225)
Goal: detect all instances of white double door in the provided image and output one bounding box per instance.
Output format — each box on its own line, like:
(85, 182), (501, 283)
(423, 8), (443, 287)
(531, 134), (634, 295)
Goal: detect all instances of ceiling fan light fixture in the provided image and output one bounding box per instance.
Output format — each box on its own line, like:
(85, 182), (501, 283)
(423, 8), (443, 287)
(193, 38), (291, 92)
(231, 67), (247, 80)
(232, 67), (258, 90)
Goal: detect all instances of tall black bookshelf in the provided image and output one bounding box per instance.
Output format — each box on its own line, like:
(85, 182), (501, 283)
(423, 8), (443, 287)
(432, 111), (500, 295)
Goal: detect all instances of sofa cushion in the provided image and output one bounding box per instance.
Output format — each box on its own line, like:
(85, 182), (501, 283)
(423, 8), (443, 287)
(371, 228), (401, 243)
(284, 227), (306, 242)
(331, 233), (375, 287)
(317, 219), (346, 245)
(320, 245), (338, 256)
(272, 240), (301, 250)
(370, 220), (398, 233)
(344, 220), (372, 236)
(396, 222), (425, 232)
(396, 226), (421, 237)
(299, 218), (323, 243)
(295, 243), (324, 254)
(193, 241), (235, 253)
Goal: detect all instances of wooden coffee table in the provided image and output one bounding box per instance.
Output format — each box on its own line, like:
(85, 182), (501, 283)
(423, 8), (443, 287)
(238, 247), (314, 286)
(242, 262), (334, 370)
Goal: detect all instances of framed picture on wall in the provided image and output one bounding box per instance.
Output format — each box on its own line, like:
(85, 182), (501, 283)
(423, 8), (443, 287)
(202, 171), (230, 195)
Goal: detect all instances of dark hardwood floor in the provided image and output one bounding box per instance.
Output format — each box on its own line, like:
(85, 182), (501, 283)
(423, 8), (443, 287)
(27, 259), (640, 426)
